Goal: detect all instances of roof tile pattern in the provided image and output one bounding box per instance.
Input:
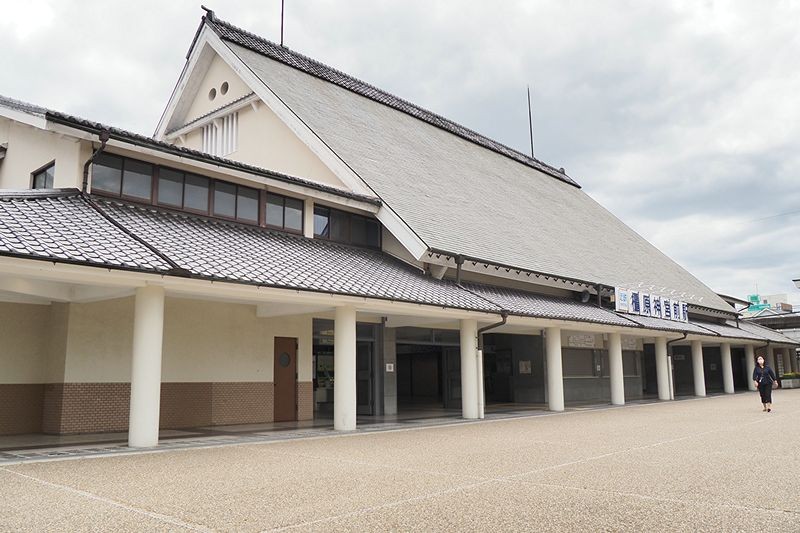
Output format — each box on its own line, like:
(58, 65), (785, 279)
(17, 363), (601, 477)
(95, 199), (499, 312)
(207, 18), (578, 187)
(0, 192), (170, 272)
(737, 320), (798, 345)
(463, 282), (635, 327)
(691, 320), (764, 341)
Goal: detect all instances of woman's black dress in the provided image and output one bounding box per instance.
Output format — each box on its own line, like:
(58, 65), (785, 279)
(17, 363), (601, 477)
(753, 364), (776, 404)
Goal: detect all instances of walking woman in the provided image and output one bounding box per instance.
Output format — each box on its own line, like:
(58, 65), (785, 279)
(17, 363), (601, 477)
(752, 355), (777, 412)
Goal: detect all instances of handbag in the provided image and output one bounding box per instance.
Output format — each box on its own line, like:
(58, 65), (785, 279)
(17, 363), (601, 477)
(772, 379), (779, 389)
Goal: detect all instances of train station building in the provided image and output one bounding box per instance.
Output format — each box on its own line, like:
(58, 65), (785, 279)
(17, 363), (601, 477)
(0, 9), (796, 447)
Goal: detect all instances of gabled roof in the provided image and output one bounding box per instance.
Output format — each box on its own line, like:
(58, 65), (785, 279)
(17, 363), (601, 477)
(0, 94), (380, 206)
(200, 14), (732, 313)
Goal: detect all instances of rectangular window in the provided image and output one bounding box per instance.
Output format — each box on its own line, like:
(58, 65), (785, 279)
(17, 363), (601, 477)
(236, 187), (259, 223)
(31, 161), (55, 189)
(184, 174), (210, 213)
(213, 181), (237, 219)
(92, 153), (123, 194)
(314, 206), (330, 237)
(563, 348), (595, 377)
(202, 112), (238, 157)
(157, 168), (184, 207)
(314, 205), (381, 248)
(121, 159), (153, 201)
(265, 193), (304, 233)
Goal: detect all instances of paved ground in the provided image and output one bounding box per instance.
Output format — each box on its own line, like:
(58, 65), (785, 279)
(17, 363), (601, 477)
(1, 390), (798, 532)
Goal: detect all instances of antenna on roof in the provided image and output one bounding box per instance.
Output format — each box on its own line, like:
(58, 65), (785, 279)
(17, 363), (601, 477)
(527, 85), (535, 158)
(280, 0), (286, 47)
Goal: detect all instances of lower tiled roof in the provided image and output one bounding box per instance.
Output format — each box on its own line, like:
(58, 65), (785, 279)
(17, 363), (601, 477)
(462, 282), (635, 327)
(622, 314), (712, 335)
(737, 320), (799, 345)
(95, 198), (498, 312)
(0, 190), (171, 272)
(692, 320), (764, 341)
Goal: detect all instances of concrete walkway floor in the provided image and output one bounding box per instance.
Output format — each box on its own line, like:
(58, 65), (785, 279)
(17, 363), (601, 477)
(1, 390), (798, 532)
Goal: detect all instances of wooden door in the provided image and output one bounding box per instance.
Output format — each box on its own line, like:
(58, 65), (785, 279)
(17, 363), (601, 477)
(274, 337), (298, 422)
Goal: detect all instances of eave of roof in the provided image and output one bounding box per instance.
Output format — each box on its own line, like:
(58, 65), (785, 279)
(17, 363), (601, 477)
(0, 94), (381, 207)
(201, 14), (580, 189)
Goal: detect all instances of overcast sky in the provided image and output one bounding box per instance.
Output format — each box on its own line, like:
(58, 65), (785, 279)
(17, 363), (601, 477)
(2, 0), (798, 303)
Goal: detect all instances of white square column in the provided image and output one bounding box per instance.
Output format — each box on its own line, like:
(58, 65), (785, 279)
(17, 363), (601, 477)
(691, 340), (706, 397)
(745, 345), (756, 391)
(608, 332), (624, 405)
(655, 337), (671, 400)
(128, 285), (166, 448)
(459, 319), (479, 420)
(720, 342), (734, 394)
(545, 327), (564, 412)
(334, 306), (357, 431)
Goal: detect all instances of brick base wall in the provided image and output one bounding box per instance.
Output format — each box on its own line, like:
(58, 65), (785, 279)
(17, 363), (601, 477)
(43, 383), (130, 435)
(211, 382), (274, 426)
(0, 384), (44, 435)
(297, 382), (313, 421)
(3, 381), (279, 435)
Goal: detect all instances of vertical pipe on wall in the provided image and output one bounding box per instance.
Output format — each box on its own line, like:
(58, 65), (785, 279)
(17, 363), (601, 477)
(334, 306), (357, 431)
(128, 285), (165, 448)
(608, 332), (624, 406)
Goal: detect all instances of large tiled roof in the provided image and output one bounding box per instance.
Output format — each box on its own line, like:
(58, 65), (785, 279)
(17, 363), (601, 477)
(205, 17), (577, 188)
(463, 282), (635, 327)
(208, 16), (732, 314)
(692, 320), (764, 342)
(0, 94), (380, 206)
(0, 190), (171, 272)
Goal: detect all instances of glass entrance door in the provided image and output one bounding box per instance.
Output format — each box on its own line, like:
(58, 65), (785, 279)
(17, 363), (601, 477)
(357, 341), (373, 415)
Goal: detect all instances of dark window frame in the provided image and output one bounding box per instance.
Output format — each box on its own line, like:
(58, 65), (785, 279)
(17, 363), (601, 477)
(31, 160), (56, 189)
(313, 204), (381, 249)
(265, 192), (304, 235)
(92, 153), (269, 225)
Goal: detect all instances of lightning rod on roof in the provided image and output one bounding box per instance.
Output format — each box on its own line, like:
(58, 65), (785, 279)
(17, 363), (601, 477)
(527, 85), (535, 158)
(280, 0), (286, 47)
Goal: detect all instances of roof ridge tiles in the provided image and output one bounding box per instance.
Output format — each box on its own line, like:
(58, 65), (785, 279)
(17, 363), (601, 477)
(206, 16), (580, 188)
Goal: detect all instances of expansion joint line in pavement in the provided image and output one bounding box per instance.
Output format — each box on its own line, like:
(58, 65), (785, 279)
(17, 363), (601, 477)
(0, 467), (214, 532)
(264, 410), (790, 531)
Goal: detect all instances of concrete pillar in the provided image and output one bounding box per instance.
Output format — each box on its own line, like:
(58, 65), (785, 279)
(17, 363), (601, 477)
(691, 340), (706, 397)
(460, 319), (479, 419)
(782, 348), (792, 376)
(608, 332), (624, 405)
(745, 345), (756, 391)
(792, 349), (798, 373)
(545, 327), (564, 412)
(334, 306), (357, 431)
(720, 343), (734, 394)
(128, 285), (165, 448)
(655, 337), (670, 400)
(303, 198), (314, 238)
(767, 346), (776, 371)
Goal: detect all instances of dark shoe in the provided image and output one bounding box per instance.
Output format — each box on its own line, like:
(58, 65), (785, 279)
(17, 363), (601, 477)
(768, 408), (771, 412)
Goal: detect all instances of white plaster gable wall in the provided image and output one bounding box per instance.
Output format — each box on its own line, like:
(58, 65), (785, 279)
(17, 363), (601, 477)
(0, 118), (89, 190)
(181, 99), (347, 189)
(184, 53), (252, 124)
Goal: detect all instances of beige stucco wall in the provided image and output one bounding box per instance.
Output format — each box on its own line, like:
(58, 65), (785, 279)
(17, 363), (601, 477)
(185, 54), (252, 123)
(0, 295), (315, 385)
(0, 118), (88, 190)
(0, 302), (49, 383)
